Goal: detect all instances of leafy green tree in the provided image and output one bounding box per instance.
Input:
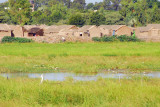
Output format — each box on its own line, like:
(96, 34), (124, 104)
(147, 3), (160, 23)
(0, 11), (5, 23)
(89, 12), (106, 26)
(146, 0), (158, 8)
(86, 3), (94, 9)
(93, 2), (103, 10)
(68, 13), (85, 27)
(71, 0), (86, 10)
(103, 0), (111, 10)
(106, 11), (125, 25)
(120, 0), (148, 26)
(8, 0), (31, 26)
(64, 0), (71, 8)
(0, 2), (9, 23)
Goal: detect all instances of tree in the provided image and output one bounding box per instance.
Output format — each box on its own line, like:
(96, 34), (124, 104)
(86, 3), (94, 9)
(0, 2), (9, 23)
(110, 0), (121, 11)
(103, 0), (111, 10)
(147, 3), (160, 23)
(71, 0), (86, 10)
(0, 11), (5, 23)
(105, 11), (125, 25)
(89, 12), (106, 26)
(146, 0), (158, 8)
(68, 13), (85, 27)
(120, 0), (148, 26)
(64, 0), (71, 8)
(93, 2), (103, 10)
(8, 0), (31, 26)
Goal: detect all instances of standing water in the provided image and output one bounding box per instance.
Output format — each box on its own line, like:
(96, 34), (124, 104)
(1, 72), (160, 81)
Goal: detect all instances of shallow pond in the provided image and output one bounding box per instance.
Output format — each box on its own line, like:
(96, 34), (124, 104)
(1, 72), (160, 81)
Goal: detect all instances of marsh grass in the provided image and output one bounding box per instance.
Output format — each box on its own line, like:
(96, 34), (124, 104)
(0, 77), (160, 106)
(0, 42), (160, 73)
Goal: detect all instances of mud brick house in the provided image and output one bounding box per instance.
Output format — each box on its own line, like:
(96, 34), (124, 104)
(0, 24), (13, 37)
(75, 25), (102, 37)
(99, 25), (133, 36)
(44, 25), (58, 36)
(135, 24), (160, 41)
(23, 25), (44, 37)
(147, 24), (160, 37)
(44, 25), (79, 37)
(8, 25), (24, 37)
(58, 25), (79, 36)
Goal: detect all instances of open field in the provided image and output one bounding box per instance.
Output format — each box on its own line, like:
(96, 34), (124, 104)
(0, 42), (160, 106)
(0, 77), (160, 107)
(0, 42), (160, 73)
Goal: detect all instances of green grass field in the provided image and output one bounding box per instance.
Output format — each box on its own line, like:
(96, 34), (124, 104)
(0, 77), (160, 107)
(0, 42), (160, 106)
(0, 42), (160, 73)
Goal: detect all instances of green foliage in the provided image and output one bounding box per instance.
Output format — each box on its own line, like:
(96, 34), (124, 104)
(68, 13), (85, 27)
(8, 0), (31, 26)
(1, 36), (33, 43)
(101, 36), (117, 42)
(105, 11), (125, 25)
(0, 0), (160, 26)
(89, 12), (106, 26)
(92, 37), (101, 42)
(92, 35), (140, 42)
(117, 35), (140, 42)
(120, 0), (160, 26)
(86, 3), (94, 9)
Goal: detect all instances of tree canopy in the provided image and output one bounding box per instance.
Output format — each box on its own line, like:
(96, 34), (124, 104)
(0, 0), (159, 26)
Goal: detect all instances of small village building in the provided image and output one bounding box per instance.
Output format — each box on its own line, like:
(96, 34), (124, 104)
(44, 25), (58, 36)
(8, 25), (24, 37)
(0, 24), (12, 38)
(135, 24), (160, 41)
(75, 25), (102, 37)
(27, 27), (43, 37)
(58, 25), (79, 36)
(147, 24), (160, 37)
(99, 25), (133, 36)
(23, 25), (44, 37)
(44, 25), (79, 37)
(99, 25), (113, 36)
(135, 26), (152, 40)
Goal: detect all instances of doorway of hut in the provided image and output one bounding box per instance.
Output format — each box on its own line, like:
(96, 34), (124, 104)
(11, 31), (14, 37)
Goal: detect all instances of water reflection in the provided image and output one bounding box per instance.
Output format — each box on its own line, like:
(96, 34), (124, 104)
(1, 72), (160, 81)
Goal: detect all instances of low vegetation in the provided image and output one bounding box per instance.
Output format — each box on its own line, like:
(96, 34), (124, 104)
(0, 77), (160, 106)
(0, 42), (160, 73)
(92, 35), (141, 42)
(1, 36), (33, 43)
(0, 42), (160, 106)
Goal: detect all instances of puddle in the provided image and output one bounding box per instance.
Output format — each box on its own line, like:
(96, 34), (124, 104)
(1, 72), (160, 81)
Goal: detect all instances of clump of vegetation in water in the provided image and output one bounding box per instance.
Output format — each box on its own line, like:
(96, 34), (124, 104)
(92, 35), (141, 42)
(1, 36), (33, 43)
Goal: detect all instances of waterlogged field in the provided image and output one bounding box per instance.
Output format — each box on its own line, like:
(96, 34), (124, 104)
(0, 77), (160, 106)
(0, 42), (160, 106)
(0, 42), (160, 73)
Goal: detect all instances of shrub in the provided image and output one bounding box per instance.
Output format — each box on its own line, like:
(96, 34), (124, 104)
(117, 35), (140, 42)
(92, 35), (140, 42)
(92, 37), (101, 42)
(1, 36), (33, 43)
(101, 36), (117, 42)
